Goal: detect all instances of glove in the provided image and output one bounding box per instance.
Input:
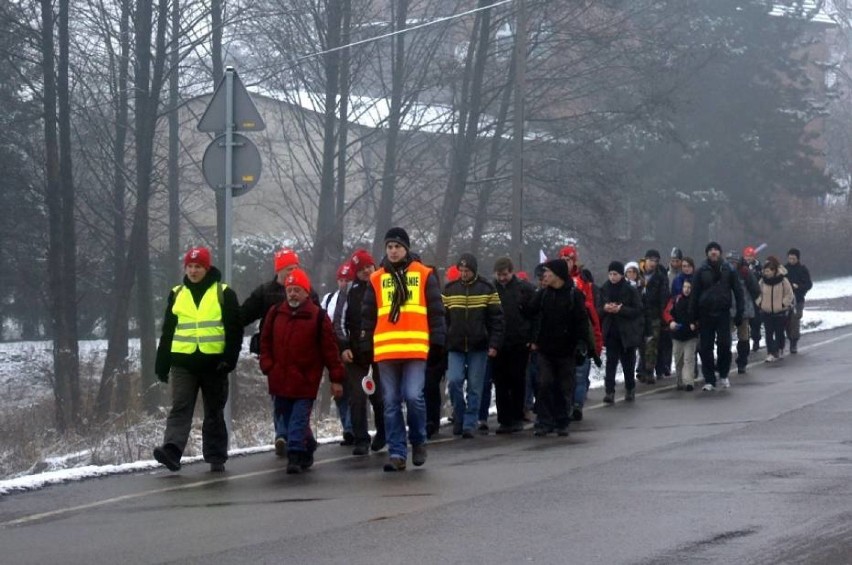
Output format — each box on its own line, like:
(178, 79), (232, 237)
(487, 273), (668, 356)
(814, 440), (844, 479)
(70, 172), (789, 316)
(157, 373), (169, 384)
(592, 355), (603, 368)
(216, 361), (233, 377)
(426, 345), (446, 371)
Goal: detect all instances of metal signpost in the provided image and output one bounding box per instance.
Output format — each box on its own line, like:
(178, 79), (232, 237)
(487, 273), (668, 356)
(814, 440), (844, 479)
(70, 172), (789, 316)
(198, 67), (265, 431)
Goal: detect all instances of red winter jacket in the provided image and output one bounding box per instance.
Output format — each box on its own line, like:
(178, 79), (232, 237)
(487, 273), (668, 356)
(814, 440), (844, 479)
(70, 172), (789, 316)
(571, 266), (603, 356)
(259, 299), (344, 399)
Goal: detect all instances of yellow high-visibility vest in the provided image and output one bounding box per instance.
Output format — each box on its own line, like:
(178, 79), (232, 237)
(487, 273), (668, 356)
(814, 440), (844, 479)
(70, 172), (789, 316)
(170, 283), (226, 355)
(370, 262), (432, 362)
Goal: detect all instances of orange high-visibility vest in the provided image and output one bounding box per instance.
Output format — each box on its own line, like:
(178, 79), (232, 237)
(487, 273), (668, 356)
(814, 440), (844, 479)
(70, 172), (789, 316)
(370, 261), (432, 362)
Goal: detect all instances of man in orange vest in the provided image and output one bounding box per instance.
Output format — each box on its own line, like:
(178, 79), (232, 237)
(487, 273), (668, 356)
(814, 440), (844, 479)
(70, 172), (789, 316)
(360, 227), (446, 472)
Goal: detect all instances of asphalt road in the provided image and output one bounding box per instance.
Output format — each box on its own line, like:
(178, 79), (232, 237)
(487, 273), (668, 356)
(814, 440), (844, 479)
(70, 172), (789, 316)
(3, 327), (852, 565)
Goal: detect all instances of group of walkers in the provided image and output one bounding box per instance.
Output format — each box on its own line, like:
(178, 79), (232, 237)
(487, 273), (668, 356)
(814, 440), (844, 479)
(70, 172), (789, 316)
(150, 228), (812, 474)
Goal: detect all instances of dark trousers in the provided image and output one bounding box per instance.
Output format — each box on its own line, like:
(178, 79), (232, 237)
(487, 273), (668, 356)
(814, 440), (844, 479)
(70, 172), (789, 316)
(605, 332), (637, 393)
(163, 365), (229, 464)
(536, 353), (575, 431)
(493, 344), (529, 426)
(656, 329), (673, 376)
(346, 362), (385, 444)
(764, 313), (788, 356)
(750, 311), (763, 343)
(425, 363), (445, 429)
(698, 314), (732, 385)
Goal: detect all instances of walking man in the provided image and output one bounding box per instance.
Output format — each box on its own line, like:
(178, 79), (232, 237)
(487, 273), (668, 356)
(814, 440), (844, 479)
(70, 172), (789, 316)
(689, 242), (744, 391)
(153, 247), (242, 473)
(784, 248), (812, 354)
(360, 228), (446, 471)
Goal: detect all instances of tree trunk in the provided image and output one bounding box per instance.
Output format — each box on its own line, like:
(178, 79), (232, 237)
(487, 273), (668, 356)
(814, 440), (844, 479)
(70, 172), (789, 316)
(311, 0), (343, 290)
(40, 0), (71, 432)
(334, 0), (351, 257)
(372, 0), (408, 259)
(168, 0), (181, 285)
(435, 1), (493, 266)
(98, 0), (132, 418)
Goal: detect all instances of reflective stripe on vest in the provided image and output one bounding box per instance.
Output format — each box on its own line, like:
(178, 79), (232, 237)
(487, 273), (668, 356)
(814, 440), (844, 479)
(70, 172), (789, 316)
(370, 262), (432, 362)
(170, 283), (226, 355)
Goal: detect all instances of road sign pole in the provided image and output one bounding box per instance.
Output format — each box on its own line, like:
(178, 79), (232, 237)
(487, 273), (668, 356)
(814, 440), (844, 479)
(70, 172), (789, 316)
(223, 67), (234, 434)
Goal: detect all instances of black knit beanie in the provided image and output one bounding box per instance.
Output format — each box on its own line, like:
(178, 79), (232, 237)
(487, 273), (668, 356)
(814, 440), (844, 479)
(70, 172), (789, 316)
(705, 241), (722, 255)
(608, 261), (625, 276)
(544, 259), (570, 282)
(383, 227), (410, 250)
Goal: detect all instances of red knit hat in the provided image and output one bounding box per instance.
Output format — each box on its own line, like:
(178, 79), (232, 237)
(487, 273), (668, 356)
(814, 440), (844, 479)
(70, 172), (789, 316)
(336, 262), (353, 281)
(284, 268), (311, 293)
(517, 271), (529, 281)
(743, 246), (756, 258)
(446, 265), (460, 282)
(274, 248), (299, 272)
(350, 248), (375, 270)
(559, 245), (577, 260)
(183, 247), (211, 270)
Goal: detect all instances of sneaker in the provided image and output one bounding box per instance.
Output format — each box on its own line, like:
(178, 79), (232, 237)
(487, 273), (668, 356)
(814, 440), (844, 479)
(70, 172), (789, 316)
(572, 406), (584, 421)
(153, 445), (181, 472)
(685, 384), (694, 392)
(603, 392), (615, 404)
(383, 456), (406, 472)
(370, 435), (386, 452)
(352, 442), (369, 456)
(765, 354), (777, 363)
(495, 424), (514, 434)
(274, 437), (286, 457)
(702, 383), (716, 392)
(720, 377), (731, 389)
(462, 430), (475, 439)
(477, 421), (489, 433)
(340, 431), (355, 446)
(625, 389), (635, 402)
(412, 444), (427, 467)
(209, 462), (225, 473)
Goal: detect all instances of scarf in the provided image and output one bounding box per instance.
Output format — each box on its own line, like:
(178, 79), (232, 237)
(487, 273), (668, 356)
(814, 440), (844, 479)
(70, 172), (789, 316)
(383, 256), (412, 324)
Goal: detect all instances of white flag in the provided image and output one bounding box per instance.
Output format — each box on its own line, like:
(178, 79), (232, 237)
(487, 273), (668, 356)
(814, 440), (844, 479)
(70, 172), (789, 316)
(539, 249), (548, 263)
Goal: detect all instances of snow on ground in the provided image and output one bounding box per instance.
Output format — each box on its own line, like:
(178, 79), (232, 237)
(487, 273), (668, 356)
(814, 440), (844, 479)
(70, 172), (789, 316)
(2, 275), (852, 495)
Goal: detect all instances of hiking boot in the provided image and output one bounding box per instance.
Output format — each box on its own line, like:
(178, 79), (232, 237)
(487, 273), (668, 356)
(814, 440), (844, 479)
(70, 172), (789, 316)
(790, 340), (798, 354)
(572, 405), (583, 421)
(478, 421), (489, 433)
(720, 377), (731, 389)
(510, 421), (525, 433)
(685, 384), (694, 392)
(702, 383), (716, 392)
(495, 424), (514, 434)
(462, 430), (475, 439)
(352, 442), (370, 456)
(556, 427), (569, 437)
(603, 392), (615, 404)
(286, 451), (303, 475)
(412, 444), (427, 466)
(383, 456), (406, 472)
(340, 431), (355, 446)
(370, 434), (386, 452)
(274, 437), (286, 457)
(303, 436), (317, 469)
(153, 445), (181, 472)
(209, 462), (225, 473)
(625, 389), (636, 402)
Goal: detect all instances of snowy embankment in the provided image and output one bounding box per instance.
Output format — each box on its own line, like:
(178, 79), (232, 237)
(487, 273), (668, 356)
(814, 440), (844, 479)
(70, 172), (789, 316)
(1, 275), (851, 495)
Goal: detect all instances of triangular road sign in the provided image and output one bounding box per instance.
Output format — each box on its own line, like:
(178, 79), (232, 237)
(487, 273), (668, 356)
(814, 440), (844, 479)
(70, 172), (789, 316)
(198, 69), (266, 132)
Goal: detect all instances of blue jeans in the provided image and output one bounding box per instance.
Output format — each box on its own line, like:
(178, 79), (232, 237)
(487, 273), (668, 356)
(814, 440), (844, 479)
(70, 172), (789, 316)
(447, 350), (488, 431)
(479, 359), (493, 422)
(378, 359), (427, 459)
(273, 397), (288, 439)
(335, 386), (352, 434)
(274, 397), (314, 452)
(573, 357), (591, 408)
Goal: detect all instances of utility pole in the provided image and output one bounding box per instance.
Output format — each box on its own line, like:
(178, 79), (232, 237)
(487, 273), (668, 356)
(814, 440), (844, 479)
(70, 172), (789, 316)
(511, 0), (527, 271)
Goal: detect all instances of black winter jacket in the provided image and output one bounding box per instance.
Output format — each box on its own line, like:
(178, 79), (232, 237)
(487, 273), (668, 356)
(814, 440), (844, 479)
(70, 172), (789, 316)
(642, 265), (671, 316)
(525, 279), (589, 358)
(597, 279), (644, 349)
(443, 276), (505, 352)
(333, 278), (373, 365)
(666, 295), (698, 341)
(784, 262), (813, 304)
(689, 259), (744, 322)
(495, 275), (535, 347)
(155, 267), (243, 378)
